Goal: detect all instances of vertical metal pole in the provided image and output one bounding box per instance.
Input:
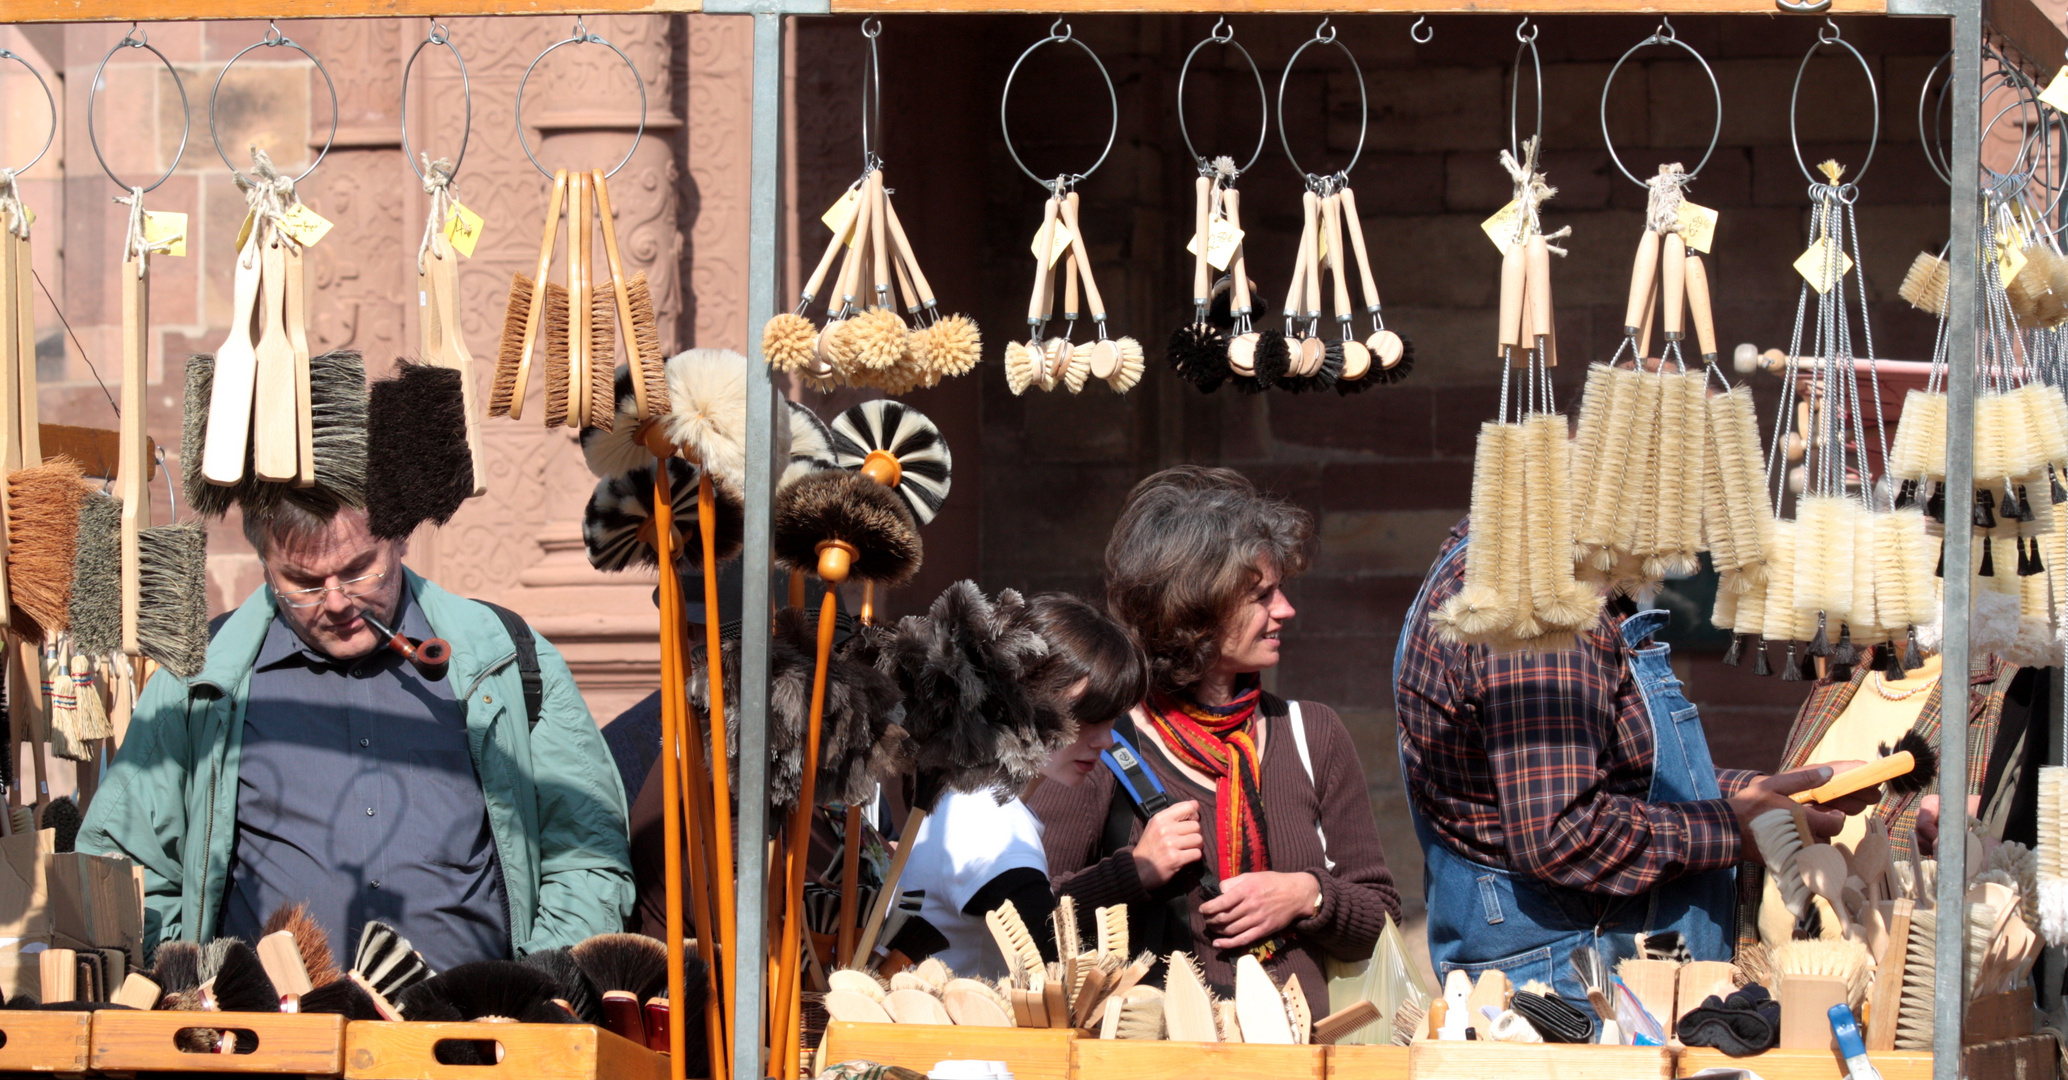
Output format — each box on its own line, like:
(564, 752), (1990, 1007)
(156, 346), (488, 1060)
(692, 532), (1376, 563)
(1934, 3), (1982, 1076)
(736, 9), (787, 1080)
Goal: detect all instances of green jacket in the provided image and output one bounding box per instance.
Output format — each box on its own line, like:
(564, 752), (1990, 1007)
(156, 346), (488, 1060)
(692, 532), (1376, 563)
(77, 569), (634, 956)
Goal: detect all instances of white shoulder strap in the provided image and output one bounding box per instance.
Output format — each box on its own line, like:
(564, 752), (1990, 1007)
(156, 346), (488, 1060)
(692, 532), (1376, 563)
(1286, 702), (1335, 871)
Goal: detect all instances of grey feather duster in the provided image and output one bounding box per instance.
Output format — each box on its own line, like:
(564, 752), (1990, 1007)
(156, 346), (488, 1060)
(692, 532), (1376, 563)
(891, 582), (1065, 807)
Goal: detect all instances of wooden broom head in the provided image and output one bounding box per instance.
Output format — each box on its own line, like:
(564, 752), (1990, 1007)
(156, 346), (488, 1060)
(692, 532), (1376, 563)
(773, 469), (920, 587)
(365, 360), (474, 542)
(830, 399), (953, 526)
(582, 458), (744, 573)
(762, 313), (818, 373)
(7, 456), (91, 638)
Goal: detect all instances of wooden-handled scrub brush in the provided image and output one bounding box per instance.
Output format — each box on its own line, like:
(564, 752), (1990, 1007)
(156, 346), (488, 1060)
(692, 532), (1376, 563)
(763, 24), (978, 395)
(1435, 139), (1596, 654)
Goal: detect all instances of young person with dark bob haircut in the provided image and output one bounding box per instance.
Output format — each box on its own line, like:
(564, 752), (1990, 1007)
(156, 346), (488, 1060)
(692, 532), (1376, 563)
(899, 592), (1151, 977)
(1028, 466), (1401, 1017)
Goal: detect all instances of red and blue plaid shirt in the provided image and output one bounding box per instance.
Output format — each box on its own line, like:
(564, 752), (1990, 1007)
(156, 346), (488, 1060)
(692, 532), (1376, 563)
(1394, 519), (1759, 897)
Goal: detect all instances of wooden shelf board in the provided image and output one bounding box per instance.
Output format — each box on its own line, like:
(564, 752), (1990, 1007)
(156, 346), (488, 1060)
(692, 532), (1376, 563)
(1, 0), (1909, 20)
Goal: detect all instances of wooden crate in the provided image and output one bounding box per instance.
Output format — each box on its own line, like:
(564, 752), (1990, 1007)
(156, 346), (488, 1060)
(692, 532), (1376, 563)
(823, 1021), (1074, 1080)
(0, 1010), (92, 1074)
(90, 1010), (345, 1075)
(1072, 1039), (1326, 1080)
(1408, 1041), (1672, 1080)
(344, 1021), (667, 1080)
(1324, 1043), (1410, 1078)
(1678, 1035), (2056, 1080)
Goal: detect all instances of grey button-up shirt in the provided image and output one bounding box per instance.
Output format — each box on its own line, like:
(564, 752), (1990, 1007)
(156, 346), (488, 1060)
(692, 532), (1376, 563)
(220, 591), (511, 970)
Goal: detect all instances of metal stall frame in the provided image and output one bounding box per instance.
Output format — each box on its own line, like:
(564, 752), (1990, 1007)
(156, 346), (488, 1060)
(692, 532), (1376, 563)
(4, 1), (2063, 1079)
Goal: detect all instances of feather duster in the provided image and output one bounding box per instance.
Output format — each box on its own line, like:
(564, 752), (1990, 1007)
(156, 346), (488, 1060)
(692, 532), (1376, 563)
(890, 582), (1064, 806)
(583, 459), (744, 573)
(773, 469), (922, 587)
(580, 366), (652, 480)
(658, 349), (752, 489)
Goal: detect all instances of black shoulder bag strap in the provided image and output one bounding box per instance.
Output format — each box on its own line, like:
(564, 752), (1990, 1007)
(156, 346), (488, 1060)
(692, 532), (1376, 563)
(476, 600), (544, 730)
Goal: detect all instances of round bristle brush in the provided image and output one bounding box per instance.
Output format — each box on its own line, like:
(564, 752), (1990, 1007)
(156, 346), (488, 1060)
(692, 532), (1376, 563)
(782, 399), (839, 493)
(1004, 340), (1040, 396)
(398, 961), (575, 1027)
(829, 400), (953, 527)
(583, 460), (744, 574)
(918, 315), (982, 380)
(762, 312), (818, 373)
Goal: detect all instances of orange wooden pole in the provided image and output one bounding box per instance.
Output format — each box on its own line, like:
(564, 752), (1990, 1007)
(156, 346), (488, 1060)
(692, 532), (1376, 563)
(700, 471), (740, 1019)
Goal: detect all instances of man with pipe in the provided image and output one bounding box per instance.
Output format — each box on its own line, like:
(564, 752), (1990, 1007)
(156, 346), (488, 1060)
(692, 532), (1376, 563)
(81, 501), (632, 967)
(1392, 520), (1881, 1008)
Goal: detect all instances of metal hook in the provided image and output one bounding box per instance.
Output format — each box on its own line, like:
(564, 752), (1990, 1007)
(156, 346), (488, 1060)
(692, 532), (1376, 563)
(572, 17), (591, 41)
(1776, 0), (1835, 13)
(1210, 18), (1232, 44)
(0, 50), (56, 177)
(1517, 18), (1539, 43)
(1819, 17), (1842, 43)
(427, 18), (449, 45)
(515, 23), (648, 180)
(120, 22), (147, 48)
(861, 17), (881, 38)
(1278, 25), (1367, 183)
(1314, 18), (1336, 45)
(1411, 17), (1433, 44)
(263, 21), (288, 47)
(860, 18), (883, 166)
(210, 29), (338, 184)
(1050, 20), (1071, 43)
(1601, 25), (1720, 185)
(1655, 16), (1677, 43)
(1001, 29), (1117, 189)
(1789, 25), (1879, 186)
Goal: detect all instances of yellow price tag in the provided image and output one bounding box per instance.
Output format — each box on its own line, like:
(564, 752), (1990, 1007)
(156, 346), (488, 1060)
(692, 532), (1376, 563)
(2042, 69), (2068, 113)
(276, 203), (334, 248)
(1999, 238), (2029, 287)
(1794, 236), (1854, 294)
(1676, 201), (1719, 254)
(443, 200), (485, 258)
(1186, 220), (1246, 272)
(1480, 200), (1527, 253)
(1314, 220), (1329, 264)
(822, 188), (861, 246)
(140, 211), (187, 258)
(1031, 220), (1073, 268)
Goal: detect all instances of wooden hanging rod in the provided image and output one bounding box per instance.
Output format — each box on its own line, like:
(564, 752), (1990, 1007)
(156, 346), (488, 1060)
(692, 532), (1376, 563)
(5, 0), (1913, 21)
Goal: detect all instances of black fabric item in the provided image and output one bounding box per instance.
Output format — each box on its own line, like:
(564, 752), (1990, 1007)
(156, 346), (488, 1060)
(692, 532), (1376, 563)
(1675, 986), (1780, 1057)
(963, 866), (1059, 963)
(1510, 991), (1593, 1043)
(475, 600), (543, 730)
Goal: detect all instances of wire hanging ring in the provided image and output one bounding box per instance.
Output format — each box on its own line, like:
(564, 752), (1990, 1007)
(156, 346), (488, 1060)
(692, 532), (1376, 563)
(0, 49), (58, 176)
(1277, 19), (1367, 185)
(1919, 50), (1953, 185)
(88, 26), (187, 192)
(1509, 18), (1543, 161)
(1176, 20), (1269, 177)
(1000, 25), (1118, 190)
(209, 23), (339, 185)
(1600, 19), (1720, 186)
(1789, 20), (1880, 186)
(515, 19), (649, 181)
(860, 18), (884, 169)
(400, 20), (472, 184)
(1410, 16), (1434, 44)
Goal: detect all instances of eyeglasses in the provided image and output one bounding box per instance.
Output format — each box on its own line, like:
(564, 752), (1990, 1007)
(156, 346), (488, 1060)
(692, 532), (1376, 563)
(273, 571), (387, 609)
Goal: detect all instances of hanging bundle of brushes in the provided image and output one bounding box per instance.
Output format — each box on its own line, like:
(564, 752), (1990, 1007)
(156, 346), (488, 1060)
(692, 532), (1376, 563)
(1164, 22), (1265, 394)
(365, 28), (493, 541)
(998, 25), (1142, 397)
(1229, 21), (1403, 396)
(489, 21), (669, 434)
(1431, 135), (1597, 654)
(763, 22), (979, 396)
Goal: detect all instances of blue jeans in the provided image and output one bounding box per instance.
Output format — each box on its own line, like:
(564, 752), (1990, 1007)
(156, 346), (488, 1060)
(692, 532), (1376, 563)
(1396, 541), (1736, 1011)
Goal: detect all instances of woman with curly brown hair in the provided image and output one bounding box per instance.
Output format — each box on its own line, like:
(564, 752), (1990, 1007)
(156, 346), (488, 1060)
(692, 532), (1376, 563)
(1027, 466), (1401, 1018)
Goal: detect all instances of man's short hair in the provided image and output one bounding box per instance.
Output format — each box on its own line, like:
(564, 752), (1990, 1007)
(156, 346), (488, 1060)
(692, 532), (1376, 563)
(242, 502), (358, 561)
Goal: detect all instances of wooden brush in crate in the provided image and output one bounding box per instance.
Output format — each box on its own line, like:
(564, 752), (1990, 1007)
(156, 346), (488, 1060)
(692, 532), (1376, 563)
(489, 167), (669, 431)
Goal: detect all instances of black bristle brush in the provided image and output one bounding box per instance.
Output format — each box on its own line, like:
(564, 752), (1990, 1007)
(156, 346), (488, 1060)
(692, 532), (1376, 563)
(1880, 730), (1940, 796)
(1364, 334), (1416, 387)
(365, 359), (476, 541)
(298, 978), (386, 1020)
(570, 933), (671, 1002)
(1234, 330), (1290, 394)
(67, 486), (208, 677)
(150, 940), (202, 995)
(204, 941), (281, 1013)
(1166, 323), (1230, 390)
(396, 961), (573, 1025)
(828, 400), (954, 529)
(39, 797), (79, 854)
(583, 459), (745, 574)
(521, 947), (606, 1026)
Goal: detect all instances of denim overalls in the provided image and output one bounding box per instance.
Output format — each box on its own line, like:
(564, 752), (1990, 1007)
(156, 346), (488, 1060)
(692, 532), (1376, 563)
(1395, 539), (1737, 1008)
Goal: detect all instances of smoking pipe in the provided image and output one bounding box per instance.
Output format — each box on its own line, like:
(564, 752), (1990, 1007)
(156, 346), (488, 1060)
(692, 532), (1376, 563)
(356, 605), (451, 681)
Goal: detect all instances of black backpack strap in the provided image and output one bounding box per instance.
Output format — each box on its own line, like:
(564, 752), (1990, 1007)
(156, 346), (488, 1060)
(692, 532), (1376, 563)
(476, 600), (544, 730)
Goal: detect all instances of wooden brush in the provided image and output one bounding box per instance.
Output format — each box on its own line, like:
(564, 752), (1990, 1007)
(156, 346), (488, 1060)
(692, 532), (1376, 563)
(1096, 904), (1127, 962)
(492, 169), (567, 419)
(591, 170), (667, 418)
(1100, 986), (1165, 1040)
(6, 458), (88, 637)
(199, 233), (265, 487)
(1234, 955), (1294, 1044)
(1391, 998), (1424, 1046)
(885, 987), (952, 1024)
(1566, 945), (1611, 1018)
(1163, 952), (1218, 1043)
(256, 931), (314, 999)
(984, 902), (1044, 989)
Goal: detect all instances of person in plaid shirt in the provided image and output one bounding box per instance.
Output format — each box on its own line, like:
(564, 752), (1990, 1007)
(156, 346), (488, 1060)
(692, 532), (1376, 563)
(1393, 518), (1879, 1005)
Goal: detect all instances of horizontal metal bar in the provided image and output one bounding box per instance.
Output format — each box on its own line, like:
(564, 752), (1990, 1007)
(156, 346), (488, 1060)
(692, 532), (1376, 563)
(2, 0), (699, 22)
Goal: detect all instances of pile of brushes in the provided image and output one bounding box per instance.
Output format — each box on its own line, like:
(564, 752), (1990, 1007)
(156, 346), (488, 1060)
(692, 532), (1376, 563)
(761, 166), (980, 395)
(1002, 187), (1143, 396)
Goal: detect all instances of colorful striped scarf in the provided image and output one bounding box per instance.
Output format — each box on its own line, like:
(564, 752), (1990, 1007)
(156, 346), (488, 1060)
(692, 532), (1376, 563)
(1145, 682), (1268, 880)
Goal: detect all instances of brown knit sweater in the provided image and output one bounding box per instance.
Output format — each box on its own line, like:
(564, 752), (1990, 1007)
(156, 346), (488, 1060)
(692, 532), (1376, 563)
(1025, 695), (1400, 1017)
